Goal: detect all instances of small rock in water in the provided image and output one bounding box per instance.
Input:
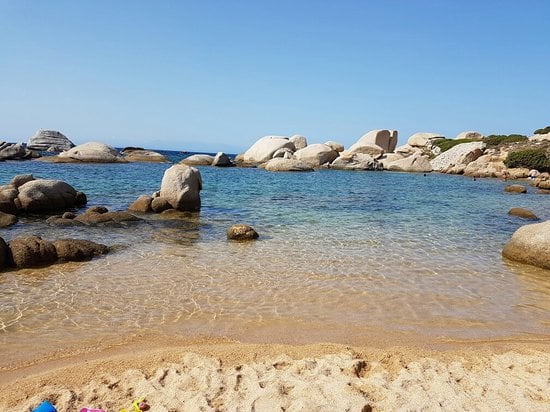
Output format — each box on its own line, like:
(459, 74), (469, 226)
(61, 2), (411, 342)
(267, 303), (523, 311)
(504, 184), (527, 194)
(507, 208), (538, 220)
(227, 224), (259, 241)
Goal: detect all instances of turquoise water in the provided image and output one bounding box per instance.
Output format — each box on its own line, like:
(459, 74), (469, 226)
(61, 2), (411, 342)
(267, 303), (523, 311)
(1, 153), (550, 366)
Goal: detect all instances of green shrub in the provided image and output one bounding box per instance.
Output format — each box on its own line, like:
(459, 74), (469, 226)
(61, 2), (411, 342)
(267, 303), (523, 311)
(534, 126), (550, 135)
(433, 138), (477, 152)
(483, 134), (528, 147)
(504, 149), (550, 172)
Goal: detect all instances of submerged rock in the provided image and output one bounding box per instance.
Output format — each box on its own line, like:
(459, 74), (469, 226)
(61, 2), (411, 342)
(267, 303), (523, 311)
(53, 239), (109, 261)
(508, 208), (538, 220)
(227, 224), (259, 241)
(9, 236), (58, 268)
(27, 129), (75, 152)
(502, 220), (550, 269)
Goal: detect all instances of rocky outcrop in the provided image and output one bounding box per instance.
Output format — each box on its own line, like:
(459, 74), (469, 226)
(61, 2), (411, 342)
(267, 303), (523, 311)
(43, 142), (126, 163)
(294, 144), (339, 167)
(180, 155), (214, 166)
(242, 136), (295, 164)
(17, 179), (86, 213)
(455, 131), (484, 140)
(324, 141), (345, 152)
(289, 135), (308, 150)
(529, 133), (550, 142)
(160, 164), (202, 212)
(227, 224), (259, 240)
(508, 208), (538, 220)
(407, 132), (445, 148)
(349, 130), (397, 154)
(431, 142), (485, 172)
(502, 220), (550, 269)
(264, 158), (313, 172)
(121, 148), (168, 163)
(463, 154), (506, 178)
(0, 142), (29, 160)
(212, 152), (234, 167)
(330, 153), (380, 170)
(385, 154), (432, 173)
(27, 129), (75, 152)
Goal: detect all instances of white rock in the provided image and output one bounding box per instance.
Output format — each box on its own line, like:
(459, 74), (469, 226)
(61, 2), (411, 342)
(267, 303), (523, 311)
(430, 141), (485, 171)
(27, 129), (75, 151)
(55, 142), (125, 163)
(324, 141), (345, 152)
(289, 135), (308, 150)
(294, 144), (339, 167)
(407, 132), (445, 148)
(386, 154), (432, 172)
(242, 136), (295, 163)
(160, 164), (202, 211)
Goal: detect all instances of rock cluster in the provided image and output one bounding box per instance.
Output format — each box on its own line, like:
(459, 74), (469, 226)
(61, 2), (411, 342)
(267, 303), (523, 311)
(0, 175), (87, 226)
(0, 235), (108, 270)
(0, 142), (34, 160)
(46, 206), (140, 227)
(27, 129), (75, 152)
(129, 164), (202, 213)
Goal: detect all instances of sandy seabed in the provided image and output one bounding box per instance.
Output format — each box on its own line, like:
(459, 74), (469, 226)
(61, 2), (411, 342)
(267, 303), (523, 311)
(1, 335), (549, 412)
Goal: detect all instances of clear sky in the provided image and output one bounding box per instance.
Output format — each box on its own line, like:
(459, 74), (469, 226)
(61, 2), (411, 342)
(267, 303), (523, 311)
(1, 0), (549, 153)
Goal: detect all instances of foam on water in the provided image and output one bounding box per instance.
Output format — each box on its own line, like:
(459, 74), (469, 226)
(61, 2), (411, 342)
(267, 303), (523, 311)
(1, 157), (550, 366)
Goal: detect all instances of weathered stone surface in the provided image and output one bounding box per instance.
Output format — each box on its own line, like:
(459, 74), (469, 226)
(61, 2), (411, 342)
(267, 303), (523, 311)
(17, 180), (80, 212)
(0, 211), (17, 227)
(0, 142), (27, 160)
(463, 154), (506, 178)
(407, 132), (445, 148)
(242, 136), (295, 163)
(212, 152), (234, 167)
(505, 168), (530, 179)
(289, 135), (308, 150)
(180, 155), (214, 166)
(330, 153), (380, 170)
(46, 216), (84, 226)
(87, 206), (109, 214)
(53, 239), (109, 261)
(0, 237), (9, 269)
(264, 158), (314, 172)
(530, 132), (550, 142)
(504, 185), (527, 194)
(455, 131), (484, 140)
(502, 220), (550, 269)
(46, 142), (126, 163)
(160, 164), (202, 211)
(395, 144), (422, 156)
(62, 212), (76, 219)
(227, 224), (259, 240)
(272, 148), (294, 159)
(324, 141), (345, 152)
(9, 236), (57, 268)
(431, 142), (485, 171)
(294, 144), (339, 167)
(75, 210), (140, 225)
(128, 195), (153, 213)
(0, 185), (19, 214)
(10, 174), (34, 188)
(151, 197), (172, 213)
(350, 130), (397, 153)
(508, 208), (538, 220)
(386, 154), (432, 172)
(121, 148), (168, 162)
(27, 129), (75, 152)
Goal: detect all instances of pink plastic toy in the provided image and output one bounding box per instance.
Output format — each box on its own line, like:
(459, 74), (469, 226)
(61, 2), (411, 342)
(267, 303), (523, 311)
(79, 408), (106, 412)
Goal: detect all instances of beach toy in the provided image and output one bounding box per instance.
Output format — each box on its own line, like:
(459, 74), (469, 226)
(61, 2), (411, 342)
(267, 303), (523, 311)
(119, 398), (150, 412)
(32, 400), (57, 412)
(80, 408), (106, 412)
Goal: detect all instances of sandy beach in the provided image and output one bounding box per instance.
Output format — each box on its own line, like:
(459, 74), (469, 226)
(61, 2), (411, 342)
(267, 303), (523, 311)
(1, 334), (549, 411)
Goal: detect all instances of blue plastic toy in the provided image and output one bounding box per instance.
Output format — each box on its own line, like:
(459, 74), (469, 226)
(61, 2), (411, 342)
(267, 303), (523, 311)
(32, 400), (57, 412)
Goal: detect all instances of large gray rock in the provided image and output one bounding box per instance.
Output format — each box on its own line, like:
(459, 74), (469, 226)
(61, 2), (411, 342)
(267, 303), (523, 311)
(289, 135), (308, 150)
(349, 129), (397, 154)
(430, 141), (485, 172)
(502, 220), (550, 269)
(294, 144), (339, 167)
(17, 179), (83, 212)
(160, 164), (202, 211)
(53, 239), (109, 261)
(242, 136), (295, 163)
(330, 153), (380, 170)
(0, 142), (28, 160)
(47, 142), (126, 163)
(9, 236), (57, 268)
(180, 154), (214, 166)
(264, 158), (313, 172)
(407, 132), (445, 148)
(212, 152), (234, 167)
(27, 129), (75, 152)
(386, 154), (432, 173)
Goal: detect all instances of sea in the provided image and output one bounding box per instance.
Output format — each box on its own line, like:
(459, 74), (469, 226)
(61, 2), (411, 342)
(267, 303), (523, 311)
(1, 149), (549, 367)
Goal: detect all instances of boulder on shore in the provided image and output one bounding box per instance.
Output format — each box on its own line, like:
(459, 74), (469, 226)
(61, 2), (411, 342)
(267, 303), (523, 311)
(407, 132), (445, 148)
(43, 142), (126, 163)
(212, 152), (234, 167)
(504, 185), (527, 194)
(289, 135), (308, 150)
(349, 129), (397, 154)
(242, 136), (295, 164)
(17, 179), (86, 213)
(121, 148), (168, 163)
(330, 153), (380, 170)
(508, 208), (538, 220)
(0, 142), (29, 160)
(53, 239), (109, 261)
(386, 154), (432, 173)
(27, 129), (75, 152)
(160, 164), (202, 212)
(294, 144), (339, 167)
(9, 236), (58, 268)
(502, 220), (550, 269)
(264, 158), (313, 172)
(180, 155), (214, 166)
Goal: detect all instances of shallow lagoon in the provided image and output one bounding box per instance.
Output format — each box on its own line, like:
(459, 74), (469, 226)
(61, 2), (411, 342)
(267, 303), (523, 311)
(1, 155), (549, 367)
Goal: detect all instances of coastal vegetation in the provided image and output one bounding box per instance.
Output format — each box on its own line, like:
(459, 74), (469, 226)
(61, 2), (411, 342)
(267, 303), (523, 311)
(504, 148), (550, 172)
(433, 138), (477, 152)
(483, 134), (528, 147)
(534, 126), (550, 135)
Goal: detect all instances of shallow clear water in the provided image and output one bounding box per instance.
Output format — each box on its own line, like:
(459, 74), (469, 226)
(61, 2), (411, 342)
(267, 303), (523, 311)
(1, 155), (550, 366)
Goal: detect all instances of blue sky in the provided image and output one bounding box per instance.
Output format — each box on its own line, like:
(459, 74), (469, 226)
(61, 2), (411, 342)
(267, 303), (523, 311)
(1, 1), (549, 153)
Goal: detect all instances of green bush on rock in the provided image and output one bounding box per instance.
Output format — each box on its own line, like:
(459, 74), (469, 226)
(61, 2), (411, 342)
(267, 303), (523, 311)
(504, 149), (550, 172)
(484, 134), (528, 147)
(433, 139), (477, 152)
(534, 126), (550, 135)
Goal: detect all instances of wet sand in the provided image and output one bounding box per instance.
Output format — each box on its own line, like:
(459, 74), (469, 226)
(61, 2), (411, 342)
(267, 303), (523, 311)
(1, 334), (549, 411)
